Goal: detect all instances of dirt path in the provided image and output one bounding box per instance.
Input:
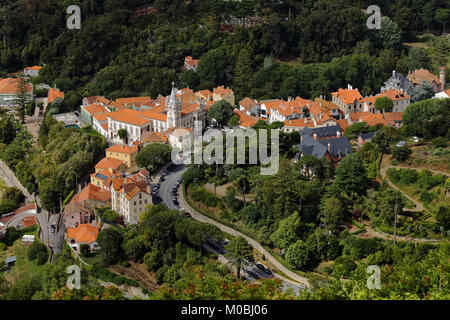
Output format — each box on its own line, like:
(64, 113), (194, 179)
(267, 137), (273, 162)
(361, 224), (440, 243)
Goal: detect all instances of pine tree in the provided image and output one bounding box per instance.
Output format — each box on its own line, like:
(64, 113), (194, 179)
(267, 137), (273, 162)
(16, 77), (29, 124)
(234, 48), (252, 99)
(432, 35), (450, 68)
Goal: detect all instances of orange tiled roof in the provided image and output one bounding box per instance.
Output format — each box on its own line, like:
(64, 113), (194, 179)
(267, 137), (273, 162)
(141, 131), (167, 143)
(331, 88), (364, 104)
(107, 108), (154, 125)
(66, 223), (99, 244)
(83, 104), (108, 115)
(48, 88), (64, 104)
(214, 86), (233, 96)
(84, 96), (111, 105)
(25, 66), (42, 71)
(107, 144), (139, 154)
(21, 216), (37, 228)
(336, 119), (350, 132)
(195, 90), (213, 101)
(0, 78), (32, 94)
(408, 69), (441, 85)
(95, 157), (123, 171)
(76, 183), (111, 203)
(93, 112), (109, 121)
(383, 112), (403, 122)
(115, 97), (153, 107)
(282, 118), (315, 128)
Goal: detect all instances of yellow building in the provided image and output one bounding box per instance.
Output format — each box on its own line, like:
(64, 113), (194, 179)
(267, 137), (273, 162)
(106, 144), (139, 168)
(213, 86), (235, 107)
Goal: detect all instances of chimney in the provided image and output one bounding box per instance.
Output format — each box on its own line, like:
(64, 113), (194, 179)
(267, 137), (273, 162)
(337, 131), (341, 137)
(327, 143), (331, 152)
(313, 133), (318, 141)
(393, 70), (396, 77)
(348, 84), (352, 90)
(440, 67), (445, 92)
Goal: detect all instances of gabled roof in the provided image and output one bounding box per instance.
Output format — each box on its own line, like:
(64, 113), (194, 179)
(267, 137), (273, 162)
(75, 183), (111, 203)
(83, 104), (109, 115)
(300, 125), (341, 138)
(239, 97), (258, 112)
(282, 118), (315, 128)
(95, 157), (124, 171)
(0, 78), (32, 94)
(213, 86), (233, 96)
(318, 137), (352, 159)
(141, 131), (167, 143)
(25, 66), (42, 71)
(48, 88), (64, 104)
(331, 87), (364, 104)
(408, 69), (441, 85)
(107, 108), (154, 125)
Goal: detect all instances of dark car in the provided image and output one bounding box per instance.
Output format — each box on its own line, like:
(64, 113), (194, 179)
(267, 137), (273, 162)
(177, 177), (182, 183)
(184, 211), (191, 218)
(153, 183), (160, 189)
(256, 263), (272, 275)
(152, 196), (162, 204)
(173, 199), (179, 206)
(159, 176), (165, 182)
(162, 170), (169, 176)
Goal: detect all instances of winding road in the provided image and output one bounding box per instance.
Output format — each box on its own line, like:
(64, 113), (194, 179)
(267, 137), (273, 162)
(157, 164), (310, 288)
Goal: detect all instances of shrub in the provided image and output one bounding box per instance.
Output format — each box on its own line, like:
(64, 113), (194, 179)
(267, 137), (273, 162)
(190, 186), (217, 207)
(155, 265), (169, 285)
(0, 243), (6, 251)
(419, 191), (434, 204)
(392, 145), (412, 162)
(144, 251), (162, 271)
(332, 256), (357, 277)
(432, 137), (448, 148)
(28, 242), (48, 261)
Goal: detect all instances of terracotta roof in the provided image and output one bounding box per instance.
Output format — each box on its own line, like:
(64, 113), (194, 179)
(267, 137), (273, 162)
(115, 97), (153, 107)
(76, 183), (111, 203)
(214, 86), (233, 96)
(25, 66), (42, 71)
(107, 144), (139, 154)
(0, 78), (32, 94)
(139, 109), (167, 122)
(100, 123), (108, 131)
(48, 88), (64, 104)
(195, 90), (213, 101)
(84, 96), (111, 105)
(383, 112), (403, 122)
(95, 157), (124, 171)
(234, 109), (261, 128)
(336, 119), (350, 132)
(66, 223), (99, 244)
(282, 118), (315, 128)
(408, 69), (441, 85)
(107, 108), (155, 125)
(93, 112), (109, 121)
(331, 88), (364, 104)
(185, 58), (200, 67)
(83, 104), (108, 115)
(21, 216), (37, 228)
(141, 131), (167, 143)
(239, 97), (258, 112)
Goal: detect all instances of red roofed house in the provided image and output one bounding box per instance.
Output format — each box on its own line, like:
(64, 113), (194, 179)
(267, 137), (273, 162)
(213, 86), (235, 107)
(408, 68), (443, 93)
(0, 78), (33, 106)
(106, 144), (139, 168)
(184, 56), (200, 71)
(331, 85), (364, 114)
(73, 183), (111, 209)
(363, 89), (410, 113)
(23, 66), (42, 77)
(47, 88), (64, 104)
(66, 223), (100, 252)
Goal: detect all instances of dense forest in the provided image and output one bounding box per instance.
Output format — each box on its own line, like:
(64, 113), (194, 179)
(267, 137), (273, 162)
(1, 0), (449, 104)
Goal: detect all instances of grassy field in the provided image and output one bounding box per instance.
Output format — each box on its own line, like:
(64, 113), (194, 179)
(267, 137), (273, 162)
(0, 226), (45, 285)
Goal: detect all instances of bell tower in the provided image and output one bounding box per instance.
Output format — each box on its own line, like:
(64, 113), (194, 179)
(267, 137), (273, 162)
(166, 83), (181, 128)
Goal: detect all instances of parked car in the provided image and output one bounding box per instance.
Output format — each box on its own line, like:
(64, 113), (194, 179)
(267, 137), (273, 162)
(396, 141), (406, 147)
(177, 177), (182, 183)
(162, 170), (169, 176)
(159, 176), (165, 183)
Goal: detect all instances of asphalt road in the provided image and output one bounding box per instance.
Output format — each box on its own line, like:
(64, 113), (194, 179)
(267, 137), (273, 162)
(158, 163), (309, 292)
